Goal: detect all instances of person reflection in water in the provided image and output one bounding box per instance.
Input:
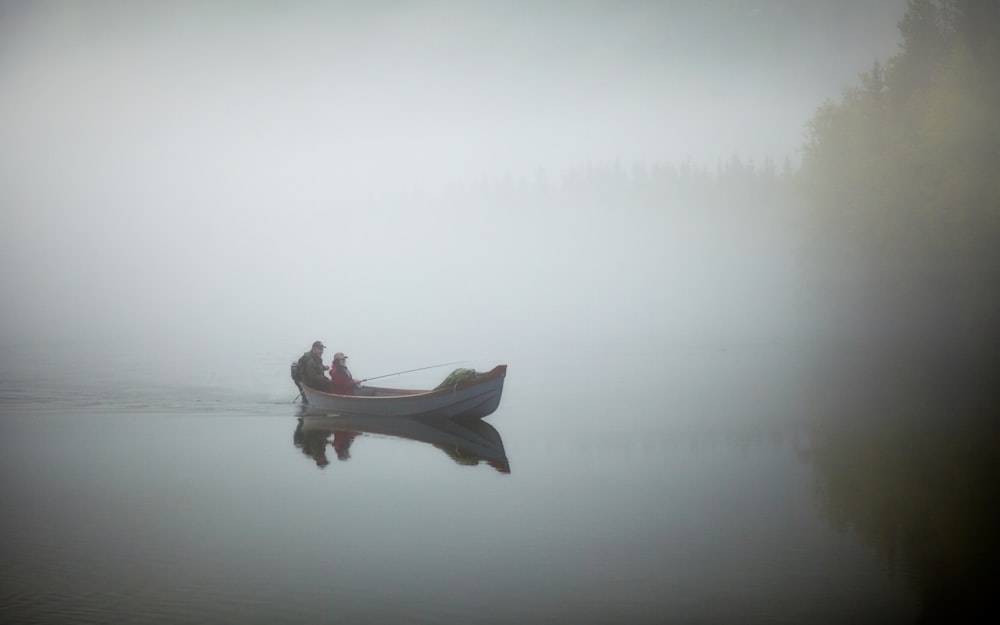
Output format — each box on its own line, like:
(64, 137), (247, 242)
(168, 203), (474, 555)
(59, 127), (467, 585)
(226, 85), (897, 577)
(297, 425), (330, 468)
(330, 352), (361, 395)
(331, 430), (358, 460)
(293, 420), (358, 468)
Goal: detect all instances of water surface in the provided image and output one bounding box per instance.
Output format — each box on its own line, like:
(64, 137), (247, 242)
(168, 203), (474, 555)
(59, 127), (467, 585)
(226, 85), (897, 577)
(5, 338), (984, 624)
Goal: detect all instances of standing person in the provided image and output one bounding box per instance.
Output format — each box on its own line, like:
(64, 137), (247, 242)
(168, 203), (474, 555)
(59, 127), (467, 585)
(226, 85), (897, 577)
(299, 341), (330, 391)
(330, 352), (361, 394)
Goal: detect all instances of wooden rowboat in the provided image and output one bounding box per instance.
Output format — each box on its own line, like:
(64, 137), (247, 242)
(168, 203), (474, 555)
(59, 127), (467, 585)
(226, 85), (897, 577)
(299, 365), (507, 419)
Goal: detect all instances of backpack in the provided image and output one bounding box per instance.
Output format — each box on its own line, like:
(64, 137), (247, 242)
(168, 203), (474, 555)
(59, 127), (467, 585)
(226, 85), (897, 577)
(291, 353), (309, 385)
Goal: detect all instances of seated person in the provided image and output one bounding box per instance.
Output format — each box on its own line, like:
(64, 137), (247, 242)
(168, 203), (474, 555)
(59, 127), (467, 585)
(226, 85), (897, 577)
(300, 341), (330, 391)
(330, 352), (361, 394)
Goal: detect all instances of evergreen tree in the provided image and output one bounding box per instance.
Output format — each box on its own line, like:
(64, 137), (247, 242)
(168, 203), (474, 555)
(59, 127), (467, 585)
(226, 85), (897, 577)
(799, 0), (1000, 339)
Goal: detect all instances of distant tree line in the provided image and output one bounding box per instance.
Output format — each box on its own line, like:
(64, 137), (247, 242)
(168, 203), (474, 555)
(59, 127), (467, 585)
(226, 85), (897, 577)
(799, 0), (1000, 339)
(461, 155), (795, 213)
(799, 3), (1000, 619)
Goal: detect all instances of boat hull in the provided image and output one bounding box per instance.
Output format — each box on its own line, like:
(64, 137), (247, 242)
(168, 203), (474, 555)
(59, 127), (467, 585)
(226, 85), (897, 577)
(300, 365), (507, 419)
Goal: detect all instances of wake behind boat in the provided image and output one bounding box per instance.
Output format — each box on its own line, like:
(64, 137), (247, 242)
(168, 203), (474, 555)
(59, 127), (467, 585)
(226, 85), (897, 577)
(297, 365), (507, 419)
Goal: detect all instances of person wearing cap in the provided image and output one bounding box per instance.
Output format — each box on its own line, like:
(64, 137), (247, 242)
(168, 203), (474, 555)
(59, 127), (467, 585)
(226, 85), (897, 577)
(330, 352), (361, 395)
(299, 341), (330, 391)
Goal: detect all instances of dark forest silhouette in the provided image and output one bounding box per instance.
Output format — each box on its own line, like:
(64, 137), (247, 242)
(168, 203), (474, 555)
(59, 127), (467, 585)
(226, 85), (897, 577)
(466, 2), (998, 620)
(797, 2), (1000, 622)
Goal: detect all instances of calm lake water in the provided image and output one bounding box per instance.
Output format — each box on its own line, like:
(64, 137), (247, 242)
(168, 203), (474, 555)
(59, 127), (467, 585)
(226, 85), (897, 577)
(1, 337), (994, 624)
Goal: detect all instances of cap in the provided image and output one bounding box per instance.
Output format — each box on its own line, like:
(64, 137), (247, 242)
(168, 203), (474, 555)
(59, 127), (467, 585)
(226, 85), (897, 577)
(312, 341), (325, 349)
(333, 352), (347, 360)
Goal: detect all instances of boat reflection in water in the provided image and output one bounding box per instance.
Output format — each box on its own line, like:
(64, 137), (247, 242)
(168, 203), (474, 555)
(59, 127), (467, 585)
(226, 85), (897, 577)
(293, 414), (510, 474)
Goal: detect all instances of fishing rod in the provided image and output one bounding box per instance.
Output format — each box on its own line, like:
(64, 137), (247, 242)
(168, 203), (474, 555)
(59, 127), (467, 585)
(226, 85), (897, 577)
(360, 361), (467, 383)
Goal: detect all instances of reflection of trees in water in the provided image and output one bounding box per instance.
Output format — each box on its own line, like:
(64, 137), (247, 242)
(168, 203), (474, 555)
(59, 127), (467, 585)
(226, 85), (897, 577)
(796, 0), (1000, 614)
(807, 342), (1000, 623)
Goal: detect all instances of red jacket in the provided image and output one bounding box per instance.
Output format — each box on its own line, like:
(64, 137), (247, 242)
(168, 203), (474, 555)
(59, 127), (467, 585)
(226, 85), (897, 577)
(330, 364), (357, 395)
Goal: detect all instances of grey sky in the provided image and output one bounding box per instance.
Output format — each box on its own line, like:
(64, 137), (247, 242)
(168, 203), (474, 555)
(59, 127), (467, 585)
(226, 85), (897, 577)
(0, 1), (906, 360)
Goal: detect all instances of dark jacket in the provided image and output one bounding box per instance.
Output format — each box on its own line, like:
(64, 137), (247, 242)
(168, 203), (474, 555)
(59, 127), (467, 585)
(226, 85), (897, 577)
(300, 351), (328, 391)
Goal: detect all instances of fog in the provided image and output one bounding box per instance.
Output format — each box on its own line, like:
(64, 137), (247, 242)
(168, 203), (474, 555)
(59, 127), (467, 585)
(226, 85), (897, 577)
(0, 1), (905, 374)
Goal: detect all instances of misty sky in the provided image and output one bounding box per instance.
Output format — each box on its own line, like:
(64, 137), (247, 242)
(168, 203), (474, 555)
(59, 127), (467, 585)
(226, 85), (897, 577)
(0, 1), (907, 364)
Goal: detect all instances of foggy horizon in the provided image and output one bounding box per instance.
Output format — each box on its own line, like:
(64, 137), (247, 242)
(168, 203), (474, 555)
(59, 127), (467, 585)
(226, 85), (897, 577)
(4, 5), (998, 622)
(1, 1), (907, 360)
